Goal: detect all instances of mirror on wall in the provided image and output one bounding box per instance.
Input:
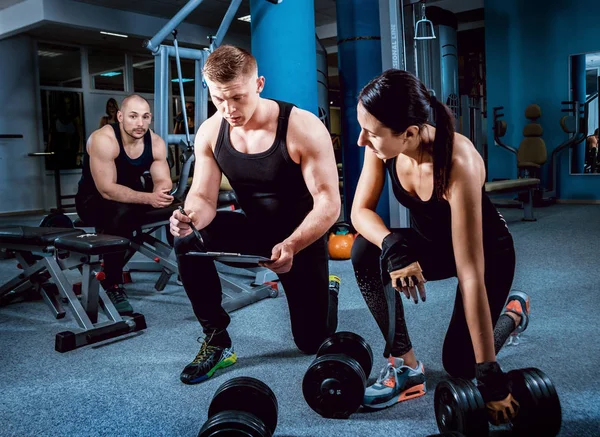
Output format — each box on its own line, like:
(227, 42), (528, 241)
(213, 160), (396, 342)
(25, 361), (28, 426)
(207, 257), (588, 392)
(569, 52), (600, 174)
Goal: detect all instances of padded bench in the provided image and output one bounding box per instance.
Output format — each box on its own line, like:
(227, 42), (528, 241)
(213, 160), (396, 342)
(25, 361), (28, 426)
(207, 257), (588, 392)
(485, 178), (540, 221)
(0, 226), (146, 352)
(71, 194), (278, 312)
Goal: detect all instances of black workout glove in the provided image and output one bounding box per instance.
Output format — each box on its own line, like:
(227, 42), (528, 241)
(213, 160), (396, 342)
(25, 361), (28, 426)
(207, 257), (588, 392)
(380, 232), (417, 274)
(475, 361), (510, 402)
(476, 361), (520, 425)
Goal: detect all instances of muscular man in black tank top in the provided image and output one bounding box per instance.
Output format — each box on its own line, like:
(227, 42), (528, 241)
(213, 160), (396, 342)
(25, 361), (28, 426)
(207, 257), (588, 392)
(350, 70), (531, 424)
(76, 95), (173, 315)
(169, 45), (341, 385)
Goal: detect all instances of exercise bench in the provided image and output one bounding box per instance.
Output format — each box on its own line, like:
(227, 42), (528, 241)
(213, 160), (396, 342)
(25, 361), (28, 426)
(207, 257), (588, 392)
(485, 178), (539, 221)
(0, 226), (146, 352)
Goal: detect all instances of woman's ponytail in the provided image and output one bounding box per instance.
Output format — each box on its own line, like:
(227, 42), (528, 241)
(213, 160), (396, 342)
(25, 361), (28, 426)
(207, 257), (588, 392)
(430, 95), (455, 199)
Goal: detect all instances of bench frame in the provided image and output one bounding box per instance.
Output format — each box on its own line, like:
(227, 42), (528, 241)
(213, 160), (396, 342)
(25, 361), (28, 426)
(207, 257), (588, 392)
(123, 219), (280, 312)
(0, 236), (146, 352)
(485, 180), (538, 221)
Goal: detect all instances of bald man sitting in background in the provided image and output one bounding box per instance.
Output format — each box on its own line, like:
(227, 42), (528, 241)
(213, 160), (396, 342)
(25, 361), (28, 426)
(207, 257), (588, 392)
(75, 94), (174, 314)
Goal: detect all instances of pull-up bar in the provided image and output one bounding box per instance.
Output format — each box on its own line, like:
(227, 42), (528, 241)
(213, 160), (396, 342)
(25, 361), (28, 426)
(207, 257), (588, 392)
(144, 0), (283, 54)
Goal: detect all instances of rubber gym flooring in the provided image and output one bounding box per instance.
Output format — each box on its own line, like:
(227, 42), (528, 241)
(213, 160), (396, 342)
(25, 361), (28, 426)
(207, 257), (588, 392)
(0, 204), (599, 436)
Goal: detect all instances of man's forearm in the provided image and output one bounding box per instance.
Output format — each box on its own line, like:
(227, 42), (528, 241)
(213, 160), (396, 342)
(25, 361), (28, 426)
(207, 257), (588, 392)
(285, 196), (340, 253)
(100, 185), (150, 204)
(184, 193), (217, 230)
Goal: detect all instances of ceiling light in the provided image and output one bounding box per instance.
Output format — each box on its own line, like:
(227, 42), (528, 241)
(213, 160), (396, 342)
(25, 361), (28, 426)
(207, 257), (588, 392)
(100, 31), (128, 38)
(100, 71), (122, 77)
(238, 15), (251, 22)
(171, 78), (195, 83)
(133, 61), (154, 70)
(38, 50), (62, 57)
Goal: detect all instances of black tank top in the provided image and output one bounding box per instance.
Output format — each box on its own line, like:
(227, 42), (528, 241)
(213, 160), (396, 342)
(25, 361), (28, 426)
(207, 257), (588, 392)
(213, 100), (313, 241)
(78, 124), (154, 197)
(385, 156), (511, 251)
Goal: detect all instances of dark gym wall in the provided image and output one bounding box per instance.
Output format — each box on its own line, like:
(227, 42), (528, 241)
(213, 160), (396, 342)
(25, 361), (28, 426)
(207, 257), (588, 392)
(485, 0), (600, 200)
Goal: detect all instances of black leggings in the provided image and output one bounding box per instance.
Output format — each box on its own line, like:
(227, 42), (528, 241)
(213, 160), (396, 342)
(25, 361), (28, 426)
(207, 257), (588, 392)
(75, 193), (154, 287)
(351, 228), (516, 379)
(174, 211), (338, 354)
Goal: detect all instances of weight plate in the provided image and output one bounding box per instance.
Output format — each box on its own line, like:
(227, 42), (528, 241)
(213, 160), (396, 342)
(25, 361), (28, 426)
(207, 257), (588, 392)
(39, 212), (74, 228)
(198, 410), (270, 437)
(509, 368), (561, 437)
(208, 377), (277, 435)
(302, 354), (366, 419)
(434, 378), (489, 437)
(316, 331), (373, 379)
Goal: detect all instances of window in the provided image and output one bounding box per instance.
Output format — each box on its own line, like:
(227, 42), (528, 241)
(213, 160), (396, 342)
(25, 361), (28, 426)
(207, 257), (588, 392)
(133, 54), (154, 94)
(40, 90), (85, 170)
(89, 49), (125, 91)
(171, 58), (196, 98)
(38, 43), (82, 88)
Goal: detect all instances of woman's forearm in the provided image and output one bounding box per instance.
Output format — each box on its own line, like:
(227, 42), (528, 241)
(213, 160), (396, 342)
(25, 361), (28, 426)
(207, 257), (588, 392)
(459, 278), (497, 363)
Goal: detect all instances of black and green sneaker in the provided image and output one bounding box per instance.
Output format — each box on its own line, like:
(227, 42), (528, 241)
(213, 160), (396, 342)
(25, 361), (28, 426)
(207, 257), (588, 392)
(180, 337), (237, 384)
(105, 285), (133, 315)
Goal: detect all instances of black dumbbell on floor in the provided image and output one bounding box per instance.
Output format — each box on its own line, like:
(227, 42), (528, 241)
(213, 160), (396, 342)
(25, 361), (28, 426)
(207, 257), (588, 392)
(434, 367), (561, 437)
(302, 331), (373, 419)
(198, 376), (278, 437)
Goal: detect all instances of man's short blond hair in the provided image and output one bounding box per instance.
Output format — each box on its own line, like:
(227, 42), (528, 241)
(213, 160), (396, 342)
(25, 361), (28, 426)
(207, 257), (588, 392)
(203, 45), (258, 83)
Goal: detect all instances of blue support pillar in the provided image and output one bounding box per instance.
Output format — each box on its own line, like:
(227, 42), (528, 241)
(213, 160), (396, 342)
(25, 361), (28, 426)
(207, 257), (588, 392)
(571, 54), (586, 174)
(250, 0), (318, 115)
(337, 0), (389, 225)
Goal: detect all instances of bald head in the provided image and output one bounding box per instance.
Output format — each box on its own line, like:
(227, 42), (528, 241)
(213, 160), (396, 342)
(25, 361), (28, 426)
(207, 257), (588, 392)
(117, 94), (152, 141)
(121, 94), (150, 113)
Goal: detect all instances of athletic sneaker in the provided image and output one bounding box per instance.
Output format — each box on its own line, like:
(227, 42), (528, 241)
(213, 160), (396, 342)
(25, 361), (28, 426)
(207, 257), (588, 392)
(180, 336), (237, 385)
(502, 290), (531, 335)
(362, 357), (426, 410)
(105, 285), (133, 315)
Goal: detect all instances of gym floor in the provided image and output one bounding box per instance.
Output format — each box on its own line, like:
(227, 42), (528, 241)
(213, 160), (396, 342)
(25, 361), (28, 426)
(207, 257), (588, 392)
(1, 204), (599, 437)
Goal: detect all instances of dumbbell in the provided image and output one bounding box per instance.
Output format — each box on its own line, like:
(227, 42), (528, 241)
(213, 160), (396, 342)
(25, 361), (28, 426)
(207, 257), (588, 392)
(198, 376), (278, 437)
(434, 367), (561, 437)
(302, 331), (373, 419)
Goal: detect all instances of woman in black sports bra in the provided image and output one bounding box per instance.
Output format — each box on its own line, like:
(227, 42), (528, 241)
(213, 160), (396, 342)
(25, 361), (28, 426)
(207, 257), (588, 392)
(350, 69), (530, 423)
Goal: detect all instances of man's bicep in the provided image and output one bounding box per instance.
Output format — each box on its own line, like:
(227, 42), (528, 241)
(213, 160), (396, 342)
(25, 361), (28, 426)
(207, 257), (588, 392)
(188, 138), (222, 204)
(89, 135), (118, 191)
(299, 122), (339, 199)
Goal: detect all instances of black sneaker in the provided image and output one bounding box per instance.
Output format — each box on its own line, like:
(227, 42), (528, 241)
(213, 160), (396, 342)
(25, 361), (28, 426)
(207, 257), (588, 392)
(105, 286), (133, 315)
(180, 337), (237, 385)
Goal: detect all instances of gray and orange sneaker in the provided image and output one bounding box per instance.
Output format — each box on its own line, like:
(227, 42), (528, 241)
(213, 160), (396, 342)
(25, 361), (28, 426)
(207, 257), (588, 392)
(362, 357), (426, 410)
(180, 336), (237, 385)
(503, 290), (531, 335)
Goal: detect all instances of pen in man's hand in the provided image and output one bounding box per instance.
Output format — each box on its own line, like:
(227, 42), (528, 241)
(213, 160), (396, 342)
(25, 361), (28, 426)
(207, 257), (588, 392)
(178, 206), (204, 244)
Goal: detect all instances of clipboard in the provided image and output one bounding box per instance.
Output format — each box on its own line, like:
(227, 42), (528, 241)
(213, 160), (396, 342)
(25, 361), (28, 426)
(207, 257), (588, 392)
(188, 251), (273, 264)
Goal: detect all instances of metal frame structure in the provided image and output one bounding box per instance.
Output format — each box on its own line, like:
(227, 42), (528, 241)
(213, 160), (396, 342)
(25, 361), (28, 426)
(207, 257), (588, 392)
(379, 0), (421, 228)
(139, 0), (280, 310)
(0, 233), (146, 352)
